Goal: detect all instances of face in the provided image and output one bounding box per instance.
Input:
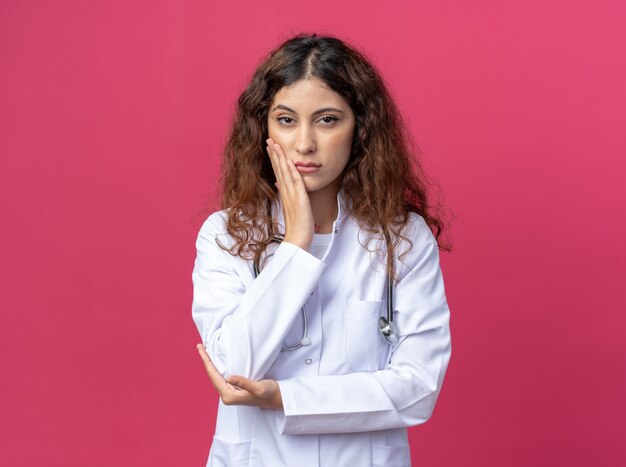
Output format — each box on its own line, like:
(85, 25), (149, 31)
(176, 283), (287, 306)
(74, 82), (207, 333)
(267, 78), (355, 197)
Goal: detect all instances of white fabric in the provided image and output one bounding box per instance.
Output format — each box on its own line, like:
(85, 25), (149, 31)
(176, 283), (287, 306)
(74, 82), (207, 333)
(309, 232), (333, 260)
(191, 189), (452, 467)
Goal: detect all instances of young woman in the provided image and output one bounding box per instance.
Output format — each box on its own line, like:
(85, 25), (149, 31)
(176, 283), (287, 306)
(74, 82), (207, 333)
(192, 33), (452, 467)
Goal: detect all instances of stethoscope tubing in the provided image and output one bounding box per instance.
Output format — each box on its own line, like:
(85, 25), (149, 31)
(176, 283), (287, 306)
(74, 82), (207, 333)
(253, 233), (398, 346)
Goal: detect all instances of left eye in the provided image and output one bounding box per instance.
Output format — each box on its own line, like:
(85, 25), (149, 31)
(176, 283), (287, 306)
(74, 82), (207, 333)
(319, 116), (338, 124)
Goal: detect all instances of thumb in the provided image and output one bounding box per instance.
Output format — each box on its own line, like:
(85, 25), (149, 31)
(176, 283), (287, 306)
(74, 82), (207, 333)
(227, 375), (255, 391)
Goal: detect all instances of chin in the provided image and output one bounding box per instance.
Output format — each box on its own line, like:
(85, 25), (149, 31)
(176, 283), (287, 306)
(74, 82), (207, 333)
(303, 182), (325, 193)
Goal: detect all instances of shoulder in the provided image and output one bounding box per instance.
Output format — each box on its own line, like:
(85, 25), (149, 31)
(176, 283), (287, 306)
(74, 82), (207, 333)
(348, 212), (437, 273)
(196, 209), (237, 250)
(199, 209), (230, 235)
(348, 211), (434, 245)
(394, 212), (439, 276)
(403, 212), (437, 247)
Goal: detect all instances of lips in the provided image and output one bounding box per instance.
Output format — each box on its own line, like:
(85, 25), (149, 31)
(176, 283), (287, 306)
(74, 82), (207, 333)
(294, 161), (321, 174)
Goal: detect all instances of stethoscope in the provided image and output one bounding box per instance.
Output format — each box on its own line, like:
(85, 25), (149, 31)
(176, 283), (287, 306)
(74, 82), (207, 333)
(253, 232), (399, 351)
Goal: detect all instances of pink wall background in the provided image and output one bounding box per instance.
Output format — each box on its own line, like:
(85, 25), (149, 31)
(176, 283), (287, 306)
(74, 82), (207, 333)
(1, 1), (624, 465)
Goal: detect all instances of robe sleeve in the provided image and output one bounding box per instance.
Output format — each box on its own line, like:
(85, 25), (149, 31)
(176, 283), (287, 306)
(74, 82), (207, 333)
(191, 212), (326, 381)
(274, 221), (452, 434)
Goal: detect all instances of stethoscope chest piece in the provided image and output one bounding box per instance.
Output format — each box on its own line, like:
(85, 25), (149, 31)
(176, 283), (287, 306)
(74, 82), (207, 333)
(378, 316), (399, 344)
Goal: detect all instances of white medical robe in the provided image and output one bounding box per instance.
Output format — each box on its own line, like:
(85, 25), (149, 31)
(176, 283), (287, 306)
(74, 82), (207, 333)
(192, 190), (452, 466)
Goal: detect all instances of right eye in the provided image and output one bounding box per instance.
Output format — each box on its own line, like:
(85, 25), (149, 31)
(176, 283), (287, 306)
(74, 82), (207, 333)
(277, 116), (295, 125)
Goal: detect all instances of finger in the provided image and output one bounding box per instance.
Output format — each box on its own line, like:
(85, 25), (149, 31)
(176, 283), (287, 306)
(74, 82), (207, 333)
(227, 375), (260, 396)
(273, 143), (292, 195)
(266, 139), (285, 190)
(196, 344), (227, 392)
(220, 380), (258, 406)
(271, 142), (291, 184)
(274, 142), (305, 194)
(275, 143), (297, 197)
(285, 157), (306, 193)
(265, 140), (279, 184)
(196, 343), (218, 379)
(276, 151), (292, 196)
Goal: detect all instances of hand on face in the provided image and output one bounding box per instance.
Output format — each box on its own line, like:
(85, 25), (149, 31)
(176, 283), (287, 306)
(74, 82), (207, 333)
(196, 344), (283, 410)
(266, 138), (314, 251)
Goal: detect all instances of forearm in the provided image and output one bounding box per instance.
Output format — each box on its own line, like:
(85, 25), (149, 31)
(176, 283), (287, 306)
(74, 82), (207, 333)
(193, 237), (326, 381)
(274, 324), (451, 435)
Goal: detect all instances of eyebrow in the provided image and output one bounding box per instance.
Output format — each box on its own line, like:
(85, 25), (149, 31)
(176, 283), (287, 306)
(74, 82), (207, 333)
(271, 104), (345, 115)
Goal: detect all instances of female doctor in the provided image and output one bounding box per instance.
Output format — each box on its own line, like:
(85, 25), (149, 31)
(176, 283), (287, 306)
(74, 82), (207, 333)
(192, 33), (452, 466)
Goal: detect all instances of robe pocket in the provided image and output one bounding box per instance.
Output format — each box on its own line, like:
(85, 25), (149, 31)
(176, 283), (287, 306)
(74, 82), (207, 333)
(208, 436), (251, 466)
(372, 443), (412, 466)
(344, 299), (388, 371)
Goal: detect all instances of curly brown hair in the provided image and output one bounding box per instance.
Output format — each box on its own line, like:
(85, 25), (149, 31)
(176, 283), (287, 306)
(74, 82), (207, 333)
(218, 33), (451, 279)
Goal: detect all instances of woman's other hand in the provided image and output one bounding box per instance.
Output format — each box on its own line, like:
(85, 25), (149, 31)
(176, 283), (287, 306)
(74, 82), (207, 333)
(266, 138), (314, 251)
(196, 344), (284, 410)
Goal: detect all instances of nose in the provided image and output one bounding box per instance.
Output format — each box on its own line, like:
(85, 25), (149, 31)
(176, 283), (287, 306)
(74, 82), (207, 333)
(295, 124), (316, 154)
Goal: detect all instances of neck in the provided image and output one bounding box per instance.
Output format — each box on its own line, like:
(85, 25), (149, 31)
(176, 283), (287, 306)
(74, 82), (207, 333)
(309, 185), (340, 234)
